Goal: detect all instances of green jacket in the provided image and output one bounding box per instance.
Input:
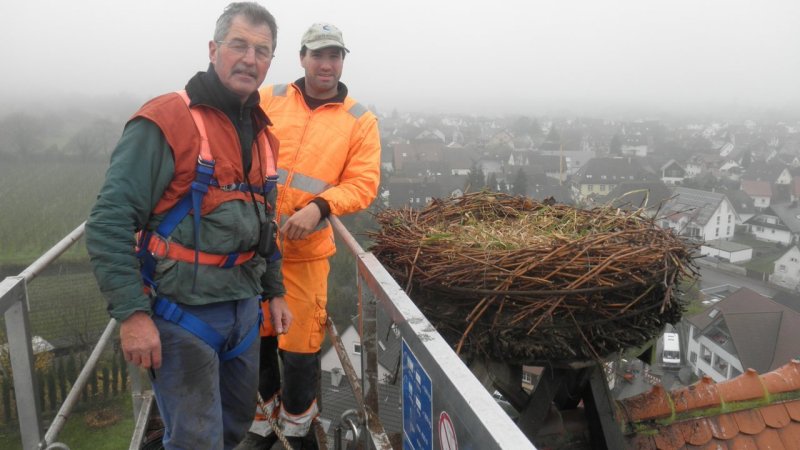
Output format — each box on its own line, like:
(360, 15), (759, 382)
(86, 69), (284, 321)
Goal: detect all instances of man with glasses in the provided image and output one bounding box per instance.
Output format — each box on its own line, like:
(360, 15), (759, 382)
(85, 3), (291, 449)
(237, 22), (381, 450)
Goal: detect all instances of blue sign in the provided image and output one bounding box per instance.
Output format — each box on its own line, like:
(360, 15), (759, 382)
(403, 339), (433, 450)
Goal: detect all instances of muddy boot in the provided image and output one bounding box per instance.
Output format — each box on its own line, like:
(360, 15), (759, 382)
(234, 431), (278, 450)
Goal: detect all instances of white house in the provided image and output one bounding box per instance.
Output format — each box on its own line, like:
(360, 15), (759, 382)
(744, 202), (800, 246)
(685, 287), (800, 382)
(770, 246), (800, 291)
(659, 187), (738, 241)
(740, 179), (772, 210)
(320, 322), (401, 384)
(660, 159), (686, 185)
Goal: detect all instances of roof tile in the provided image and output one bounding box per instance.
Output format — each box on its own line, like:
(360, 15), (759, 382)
(777, 422), (800, 448)
(728, 434), (758, 449)
(718, 369), (766, 403)
(653, 428), (683, 449)
(672, 379), (721, 414)
(762, 360), (800, 394)
(678, 418), (713, 446)
(695, 442), (730, 450)
(628, 434), (658, 449)
(708, 414), (740, 440)
(623, 384), (672, 421)
(785, 401), (800, 421)
(761, 404), (792, 429)
(732, 409), (766, 435)
(753, 427), (787, 449)
(622, 361), (800, 449)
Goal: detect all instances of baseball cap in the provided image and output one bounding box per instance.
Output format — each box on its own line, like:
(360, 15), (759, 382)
(301, 23), (350, 53)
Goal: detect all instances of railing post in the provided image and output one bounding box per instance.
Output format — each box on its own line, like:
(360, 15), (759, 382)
(1, 276), (43, 449)
(130, 364), (148, 421)
(358, 273), (381, 449)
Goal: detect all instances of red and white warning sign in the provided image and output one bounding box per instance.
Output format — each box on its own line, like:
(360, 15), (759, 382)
(438, 411), (458, 450)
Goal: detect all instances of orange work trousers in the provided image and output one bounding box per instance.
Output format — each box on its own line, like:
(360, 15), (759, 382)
(261, 258), (330, 353)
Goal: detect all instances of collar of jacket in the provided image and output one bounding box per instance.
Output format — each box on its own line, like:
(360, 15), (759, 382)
(293, 77), (349, 105)
(185, 64), (272, 130)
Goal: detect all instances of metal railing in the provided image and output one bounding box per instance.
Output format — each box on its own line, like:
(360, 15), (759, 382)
(0, 223), (153, 450)
(2, 218), (534, 449)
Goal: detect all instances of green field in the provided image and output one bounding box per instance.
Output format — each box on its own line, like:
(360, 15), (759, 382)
(0, 160), (108, 265)
(0, 395), (135, 450)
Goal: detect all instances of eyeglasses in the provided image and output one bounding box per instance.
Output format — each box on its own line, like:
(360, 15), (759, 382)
(216, 39), (273, 62)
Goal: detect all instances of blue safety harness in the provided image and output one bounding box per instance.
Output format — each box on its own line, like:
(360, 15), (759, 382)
(137, 91), (277, 361)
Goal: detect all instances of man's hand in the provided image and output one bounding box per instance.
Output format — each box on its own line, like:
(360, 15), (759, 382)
(280, 203), (322, 240)
(269, 296), (293, 334)
(120, 311), (162, 369)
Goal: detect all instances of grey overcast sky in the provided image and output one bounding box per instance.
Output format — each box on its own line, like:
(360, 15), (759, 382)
(2, 0), (799, 116)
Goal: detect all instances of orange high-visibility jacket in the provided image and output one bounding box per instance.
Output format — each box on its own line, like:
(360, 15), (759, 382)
(260, 83), (381, 262)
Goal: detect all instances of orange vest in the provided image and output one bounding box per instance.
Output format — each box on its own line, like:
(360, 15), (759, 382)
(134, 92), (280, 216)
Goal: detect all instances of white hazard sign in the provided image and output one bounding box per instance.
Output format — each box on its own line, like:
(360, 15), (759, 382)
(438, 411), (458, 450)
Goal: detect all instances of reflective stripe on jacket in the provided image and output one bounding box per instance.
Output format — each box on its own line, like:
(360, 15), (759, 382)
(260, 82), (381, 262)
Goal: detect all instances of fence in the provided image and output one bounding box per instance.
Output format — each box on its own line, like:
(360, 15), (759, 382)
(0, 350), (128, 426)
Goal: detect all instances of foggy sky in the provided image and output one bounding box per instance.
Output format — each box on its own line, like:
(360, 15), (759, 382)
(3, 0), (799, 117)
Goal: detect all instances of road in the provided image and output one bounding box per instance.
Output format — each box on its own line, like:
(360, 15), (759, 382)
(696, 264), (777, 298)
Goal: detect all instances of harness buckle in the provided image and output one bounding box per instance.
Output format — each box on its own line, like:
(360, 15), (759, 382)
(149, 233), (172, 260)
(197, 155), (215, 168)
(220, 183), (238, 192)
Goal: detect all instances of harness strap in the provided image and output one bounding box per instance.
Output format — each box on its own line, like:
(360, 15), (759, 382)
(142, 232), (256, 268)
(153, 297), (263, 361)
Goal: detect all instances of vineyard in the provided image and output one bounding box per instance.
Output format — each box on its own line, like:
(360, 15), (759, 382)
(0, 160), (108, 265)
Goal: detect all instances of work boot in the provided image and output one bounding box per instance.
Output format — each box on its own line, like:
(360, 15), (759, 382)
(284, 433), (317, 450)
(234, 431), (278, 450)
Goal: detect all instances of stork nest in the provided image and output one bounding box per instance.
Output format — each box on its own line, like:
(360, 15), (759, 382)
(368, 192), (698, 365)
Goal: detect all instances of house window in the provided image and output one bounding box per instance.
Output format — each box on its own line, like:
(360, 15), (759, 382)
(726, 226), (730, 235)
(717, 216), (720, 224)
(522, 371), (533, 384)
(601, 175), (607, 180)
(690, 352), (697, 363)
(756, 226), (764, 232)
(713, 355), (729, 376)
(353, 343), (362, 355)
(791, 258), (798, 263)
(779, 265), (786, 272)
(715, 228), (719, 237)
(700, 345), (712, 364)
(728, 214), (732, 223)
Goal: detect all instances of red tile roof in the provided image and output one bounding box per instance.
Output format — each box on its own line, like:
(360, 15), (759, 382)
(619, 360), (800, 449)
(741, 179), (773, 198)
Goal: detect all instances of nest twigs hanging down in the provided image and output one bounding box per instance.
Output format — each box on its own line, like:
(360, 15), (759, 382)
(368, 192), (698, 364)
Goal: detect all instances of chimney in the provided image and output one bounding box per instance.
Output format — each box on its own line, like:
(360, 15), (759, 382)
(331, 367), (343, 387)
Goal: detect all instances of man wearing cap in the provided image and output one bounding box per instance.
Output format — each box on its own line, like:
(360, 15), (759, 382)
(237, 22), (380, 449)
